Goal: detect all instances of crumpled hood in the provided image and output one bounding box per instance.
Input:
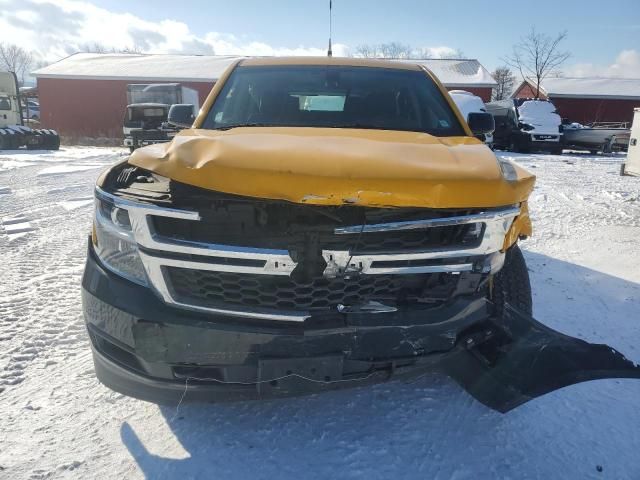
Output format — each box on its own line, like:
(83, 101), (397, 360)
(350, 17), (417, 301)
(128, 127), (535, 208)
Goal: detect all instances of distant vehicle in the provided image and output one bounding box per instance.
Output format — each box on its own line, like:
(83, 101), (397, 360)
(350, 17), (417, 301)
(622, 108), (640, 176)
(0, 71), (59, 150)
(486, 98), (563, 154)
(22, 100), (40, 120)
(123, 83), (199, 152)
(123, 103), (174, 153)
(562, 121), (631, 154)
(449, 90), (494, 147)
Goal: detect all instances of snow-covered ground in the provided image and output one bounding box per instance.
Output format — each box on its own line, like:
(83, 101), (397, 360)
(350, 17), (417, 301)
(1, 147), (639, 479)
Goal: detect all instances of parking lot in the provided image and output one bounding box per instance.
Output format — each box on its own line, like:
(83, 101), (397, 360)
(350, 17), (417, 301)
(1, 147), (639, 479)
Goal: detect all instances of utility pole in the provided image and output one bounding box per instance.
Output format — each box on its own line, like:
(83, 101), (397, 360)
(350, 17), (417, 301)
(327, 0), (333, 57)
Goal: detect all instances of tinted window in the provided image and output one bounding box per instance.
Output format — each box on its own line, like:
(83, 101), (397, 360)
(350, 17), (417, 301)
(203, 65), (465, 136)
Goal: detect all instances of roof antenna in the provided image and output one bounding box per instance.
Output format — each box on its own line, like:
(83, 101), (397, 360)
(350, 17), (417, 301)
(327, 0), (333, 57)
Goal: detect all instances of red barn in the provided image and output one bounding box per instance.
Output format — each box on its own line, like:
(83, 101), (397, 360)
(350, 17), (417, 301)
(33, 54), (239, 141)
(33, 53), (496, 141)
(513, 77), (640, 125)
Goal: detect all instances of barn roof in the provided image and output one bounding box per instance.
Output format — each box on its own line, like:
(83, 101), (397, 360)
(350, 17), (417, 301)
(399, 58), (497, 87)
(32, 53), (241, 82)
(32, 53), (497, 87)
(517, 77), (640, 100)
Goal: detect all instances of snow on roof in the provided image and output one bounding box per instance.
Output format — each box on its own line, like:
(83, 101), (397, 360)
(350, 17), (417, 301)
(405, 59), (497, 88)
(33, 53), (497, 87)
(532, 77), (640, 100)
(33, 53), (243, 82)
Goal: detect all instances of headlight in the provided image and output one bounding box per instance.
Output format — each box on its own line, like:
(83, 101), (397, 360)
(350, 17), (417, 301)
(93, 193), (148, 286)
(497, 157), (518, 182)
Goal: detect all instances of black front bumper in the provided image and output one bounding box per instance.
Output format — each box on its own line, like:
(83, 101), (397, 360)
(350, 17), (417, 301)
(82, 242), (487, 401)
(82, 243), (640, 412)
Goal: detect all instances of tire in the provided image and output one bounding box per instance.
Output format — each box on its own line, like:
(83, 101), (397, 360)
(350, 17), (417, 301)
(551, 147), (563, 155)
(508, 138), (520, 153)
(47, 133), (60, 151)
(490, 244), (533, 317)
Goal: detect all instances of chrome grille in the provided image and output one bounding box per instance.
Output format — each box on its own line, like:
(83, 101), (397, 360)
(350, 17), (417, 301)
(95, 187), (519, 321)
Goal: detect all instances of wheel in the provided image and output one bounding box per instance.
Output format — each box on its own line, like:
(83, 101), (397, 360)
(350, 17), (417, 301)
(45, 133), (60, 150)
(551, 147), (563, 155)
(0, 133), (6, 150)
(589, 150), (598, 155)
(129, 146), (136, 153)
(508, 138), (520, 153)
(26, 136), (41, 150)
(490, 244), (533, 317)
(620, 163), (627, 176)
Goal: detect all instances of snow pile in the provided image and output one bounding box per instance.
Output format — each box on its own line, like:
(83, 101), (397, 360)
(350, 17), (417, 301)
(518, 100), (562, 135)
(0, 148), (639, 479)
(562, 122), (587, 130)
(449, 90), (493, 143)
(449, 90), (487, 119)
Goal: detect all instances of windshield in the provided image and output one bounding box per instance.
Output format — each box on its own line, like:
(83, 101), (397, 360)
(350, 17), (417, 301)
(203, 65), (465, 136)
(0, 96), (10, 111)
(127, 106), (167, 121)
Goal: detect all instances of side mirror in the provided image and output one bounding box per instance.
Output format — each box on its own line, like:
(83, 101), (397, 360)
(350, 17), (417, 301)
(167, 104), (195, 129)
(467, 112), (495, 135)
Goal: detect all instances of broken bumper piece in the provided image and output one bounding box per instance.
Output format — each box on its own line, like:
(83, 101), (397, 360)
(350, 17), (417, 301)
(438, 305), (640, 412)
(82, 247), (640, 413)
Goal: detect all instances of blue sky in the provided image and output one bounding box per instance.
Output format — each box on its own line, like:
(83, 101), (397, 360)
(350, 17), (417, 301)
(1, 0), (639, 76)
(84, 0), (640, 68)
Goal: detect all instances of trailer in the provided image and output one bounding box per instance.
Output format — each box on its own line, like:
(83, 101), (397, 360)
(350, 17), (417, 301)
(0, 71), (59, 150)
(622, 109), (640, 176)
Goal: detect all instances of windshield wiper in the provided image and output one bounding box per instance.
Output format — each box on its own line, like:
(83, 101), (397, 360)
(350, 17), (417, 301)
(331, 124), (430, 134)
(329, 123), (384, 130)
(213, 123), (273, 131)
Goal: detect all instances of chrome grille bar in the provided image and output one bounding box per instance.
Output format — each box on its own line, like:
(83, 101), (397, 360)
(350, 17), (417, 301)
(334, 207), (520, 234)
(95, 187), (520, 321)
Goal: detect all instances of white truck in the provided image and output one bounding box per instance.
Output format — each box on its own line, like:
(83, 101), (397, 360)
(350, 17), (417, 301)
(123, 83), (199, 152)
(449, 90), (494, 147)
(0, 71), (59, 150)
(622, 108), (640, 176)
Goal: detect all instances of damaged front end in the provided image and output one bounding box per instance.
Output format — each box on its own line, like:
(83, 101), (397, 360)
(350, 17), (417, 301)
(82, 163), (640, 412)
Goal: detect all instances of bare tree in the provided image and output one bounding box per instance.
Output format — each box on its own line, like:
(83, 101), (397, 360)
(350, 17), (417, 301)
(353, 44), (379, 58)
(355, 43), (465, 60)
(79, 42), (108, 54)
(491, 66), (516, 100)
(79, 42), (143, 54)
(0, 43), (34, 85)
(505, 28), (570, 99)
(379, 42), (414, 59)
(354, 42), (414, 59)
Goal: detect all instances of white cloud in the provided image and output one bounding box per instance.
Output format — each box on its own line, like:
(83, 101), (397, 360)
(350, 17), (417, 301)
(420, 46), (461, 59)
(565, 49), (640, 78)
(0, 0), (350, 61)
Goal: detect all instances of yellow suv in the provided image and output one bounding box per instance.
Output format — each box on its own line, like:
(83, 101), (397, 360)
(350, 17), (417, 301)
(83, 57), (640, 412)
